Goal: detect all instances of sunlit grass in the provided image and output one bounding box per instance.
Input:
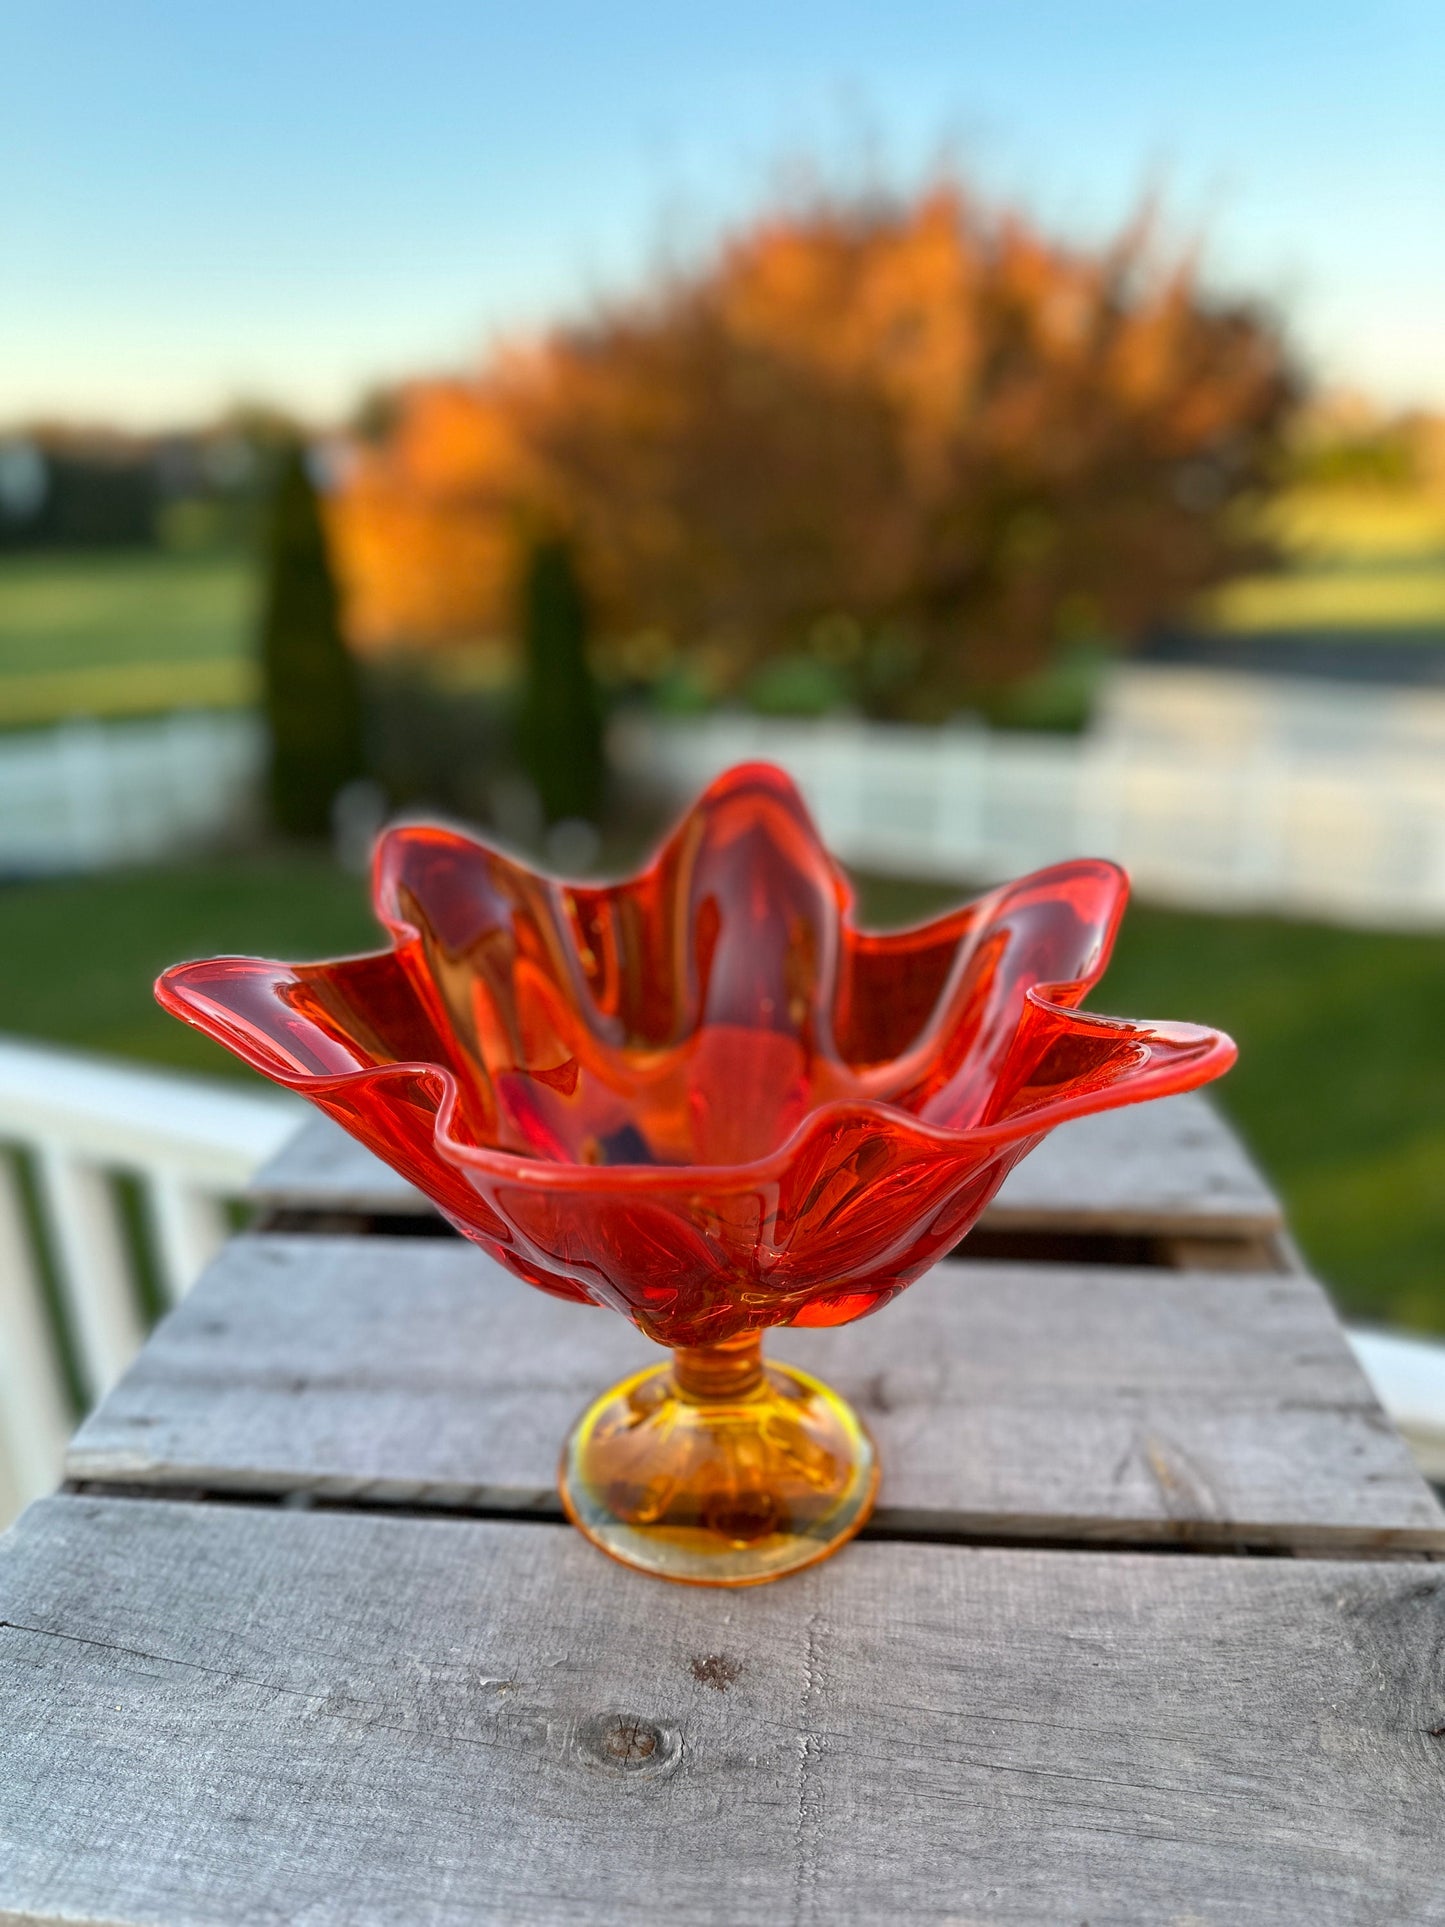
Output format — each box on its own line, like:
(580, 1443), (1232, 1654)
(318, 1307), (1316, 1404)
(0, 549), (258, 723)
(1254, 486), (1445, 562)
(1197, 485), (1445, 637)
(0, 657), (258, 725)
(1203, 566), (1445, 633)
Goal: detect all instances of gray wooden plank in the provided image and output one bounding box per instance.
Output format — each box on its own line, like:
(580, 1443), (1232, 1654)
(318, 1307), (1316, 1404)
(249, 1088), (1283, 1237)
(67, 1233), (1445, 1551)
(984, 1089), (1282, 1235)
(2, 1494), (1442, 1925)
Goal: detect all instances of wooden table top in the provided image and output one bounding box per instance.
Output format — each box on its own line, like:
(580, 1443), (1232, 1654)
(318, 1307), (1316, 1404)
(4, 1099), (1443, 1924)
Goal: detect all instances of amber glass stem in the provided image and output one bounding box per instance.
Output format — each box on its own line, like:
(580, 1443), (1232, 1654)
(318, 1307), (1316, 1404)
(671, 1331), (765, 1401)
(560, 1327), (878, 1582)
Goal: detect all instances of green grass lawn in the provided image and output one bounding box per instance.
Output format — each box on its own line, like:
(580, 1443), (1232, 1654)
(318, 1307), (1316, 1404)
(0, 854), (1440, 1336)
(0, 855), (375, 1076)
(0, 549), (260, 724)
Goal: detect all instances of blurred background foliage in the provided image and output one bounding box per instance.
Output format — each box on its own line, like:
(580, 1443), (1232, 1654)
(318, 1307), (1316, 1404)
(3, 169), (1445, 1332)
(334, 183), (1297, 719)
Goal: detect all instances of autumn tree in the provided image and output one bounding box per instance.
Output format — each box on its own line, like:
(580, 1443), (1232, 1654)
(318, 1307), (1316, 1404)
(331, 181), (1299, 717)
(331, 377), (540, 652)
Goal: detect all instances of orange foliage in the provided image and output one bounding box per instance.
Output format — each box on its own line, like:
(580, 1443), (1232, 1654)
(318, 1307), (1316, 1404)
(331, 183), (1297, 709)
(331, 377), (539, 652)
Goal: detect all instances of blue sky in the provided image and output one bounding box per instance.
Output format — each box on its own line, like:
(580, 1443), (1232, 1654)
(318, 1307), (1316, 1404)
(3, 0), (1442, 425)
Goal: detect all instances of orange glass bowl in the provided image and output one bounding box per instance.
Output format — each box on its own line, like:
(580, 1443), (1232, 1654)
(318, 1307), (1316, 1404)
(157, 763), (1235, 1586)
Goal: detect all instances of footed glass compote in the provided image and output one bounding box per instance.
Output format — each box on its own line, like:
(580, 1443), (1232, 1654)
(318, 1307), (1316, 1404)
(157, 763), (1235, 1586)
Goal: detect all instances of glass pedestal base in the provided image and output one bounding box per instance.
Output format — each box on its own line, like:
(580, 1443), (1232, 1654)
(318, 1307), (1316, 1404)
(558, 1334), (878, 1586)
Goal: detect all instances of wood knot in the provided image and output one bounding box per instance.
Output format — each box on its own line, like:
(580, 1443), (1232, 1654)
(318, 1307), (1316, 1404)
(690, 1653), (742, 1693)
(575, 1711), (680, 1777)
(605, 1716), (656, 1760)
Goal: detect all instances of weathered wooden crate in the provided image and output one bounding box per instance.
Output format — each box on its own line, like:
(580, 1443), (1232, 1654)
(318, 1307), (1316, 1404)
(3, 1099), (1443, 1924)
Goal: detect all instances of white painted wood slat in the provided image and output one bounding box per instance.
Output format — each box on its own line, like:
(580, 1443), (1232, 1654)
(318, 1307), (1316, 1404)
(1350, 1326), (1445, 1480)
(143, 1174), (231, 1304)
(0, 1035), (301, 1188)
(33, 1147), (144, 1401)
(0, 1158), (71, 1510)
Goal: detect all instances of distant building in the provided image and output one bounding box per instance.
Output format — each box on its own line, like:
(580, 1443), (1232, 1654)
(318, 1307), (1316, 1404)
(0, 439), (49, 525)
(0, 430), (159, 550)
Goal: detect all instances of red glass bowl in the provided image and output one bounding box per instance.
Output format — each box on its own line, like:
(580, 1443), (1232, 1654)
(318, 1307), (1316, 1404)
(157, 762), (1235, 1584)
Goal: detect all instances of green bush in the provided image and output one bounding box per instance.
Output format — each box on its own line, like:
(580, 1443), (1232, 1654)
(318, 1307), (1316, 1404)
(743, 653), (849, 717)
(259, 445), (366, 837)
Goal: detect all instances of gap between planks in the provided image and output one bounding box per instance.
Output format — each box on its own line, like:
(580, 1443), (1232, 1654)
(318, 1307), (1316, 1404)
(249, 1207), (1295, 1274)
(59, 1478), (1445, 1565)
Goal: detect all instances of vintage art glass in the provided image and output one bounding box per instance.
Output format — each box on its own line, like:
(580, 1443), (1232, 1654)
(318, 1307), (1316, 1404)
(157, 762), (1235, 1585)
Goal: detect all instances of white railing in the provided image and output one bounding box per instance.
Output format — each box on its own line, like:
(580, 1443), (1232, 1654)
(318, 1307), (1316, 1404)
(1347, 1331), (1445, 1483)
(0, 1038), (300, 1524)
(614, 701), (1445, 930)
(0, 711), (265, 874)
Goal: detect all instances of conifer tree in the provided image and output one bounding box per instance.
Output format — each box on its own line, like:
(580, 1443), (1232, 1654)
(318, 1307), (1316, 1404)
(259, 443), (366, 836)
(515, 534), (604, 824)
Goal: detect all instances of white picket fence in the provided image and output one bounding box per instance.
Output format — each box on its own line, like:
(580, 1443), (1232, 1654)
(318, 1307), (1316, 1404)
(614, 693), (1445, 929)
(1098, 662), (1445, 767)
(6, 670), (1445, 923)
(0, 711), (265, 873)
(0, 1038), (300, 1525)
